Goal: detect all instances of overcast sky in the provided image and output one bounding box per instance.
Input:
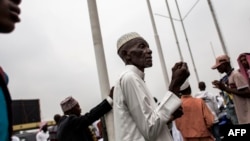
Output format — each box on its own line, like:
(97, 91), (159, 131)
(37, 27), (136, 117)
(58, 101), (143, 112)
(0, 0), (250, 121)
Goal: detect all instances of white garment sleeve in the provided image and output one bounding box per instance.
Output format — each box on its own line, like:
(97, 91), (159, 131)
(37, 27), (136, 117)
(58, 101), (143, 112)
(172, 121), (184, 141)
(156, 92), (182, 120)
(106, 96), (113, 106)
(121, 74), (181, 140)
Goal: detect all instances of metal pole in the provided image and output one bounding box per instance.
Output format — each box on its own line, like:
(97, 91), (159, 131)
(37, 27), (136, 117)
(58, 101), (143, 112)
(154, 13), (180, 22)
(87, 1), (114, 141)
(210, 42), (216, 59)
(164, 0), (183, 61)
(207, 0), (229, 56)
(210, 41), (221, 78)
(175, 0), (200, 83)
(146, 0), (170, 88)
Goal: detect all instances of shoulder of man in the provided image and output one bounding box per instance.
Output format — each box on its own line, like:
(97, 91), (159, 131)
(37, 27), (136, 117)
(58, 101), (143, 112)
(119, 70), (142, 85)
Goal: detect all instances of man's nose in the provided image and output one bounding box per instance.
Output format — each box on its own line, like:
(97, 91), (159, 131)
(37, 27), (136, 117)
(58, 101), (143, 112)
(147, 48), (152, 54)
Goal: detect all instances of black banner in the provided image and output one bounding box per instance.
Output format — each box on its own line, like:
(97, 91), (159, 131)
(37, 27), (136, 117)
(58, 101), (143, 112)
(12, 99), (41, 125)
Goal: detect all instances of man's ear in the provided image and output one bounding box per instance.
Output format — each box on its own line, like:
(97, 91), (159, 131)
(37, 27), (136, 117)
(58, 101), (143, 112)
(125, 55), (131, 64)
(120, 50), (129, 63)
(120, 50), (127, 57)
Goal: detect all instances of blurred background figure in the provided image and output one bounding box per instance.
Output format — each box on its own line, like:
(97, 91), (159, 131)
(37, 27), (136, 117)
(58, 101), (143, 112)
(194, 81), (221, 141)
(11, 135), (20, 141)
(48, 114), (61, 141)
(96, 120), (103, 141)
(93, 119), (104, 141)
(36, 122), (49, 141)
(211, 55), (239, 125)
(212, 54), (250, 125)
(175, 80), (215, 141)
(237, 53), (250, 85)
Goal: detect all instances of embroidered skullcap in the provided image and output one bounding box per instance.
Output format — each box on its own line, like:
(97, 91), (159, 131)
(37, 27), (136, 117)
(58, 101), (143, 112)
(117, 32), (142, 51)
(60, 96), (78, 112)
(180, 79), (190, 91)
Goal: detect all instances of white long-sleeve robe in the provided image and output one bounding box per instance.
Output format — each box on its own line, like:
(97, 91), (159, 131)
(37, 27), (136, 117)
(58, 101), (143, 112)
(113, 65), (181, 141)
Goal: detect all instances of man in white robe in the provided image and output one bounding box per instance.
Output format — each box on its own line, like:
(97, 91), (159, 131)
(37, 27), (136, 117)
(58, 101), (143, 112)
(113, 32), (190, 141)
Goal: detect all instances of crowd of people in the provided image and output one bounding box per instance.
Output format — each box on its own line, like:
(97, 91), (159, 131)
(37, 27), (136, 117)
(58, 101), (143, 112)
(1, 0), (250, 141)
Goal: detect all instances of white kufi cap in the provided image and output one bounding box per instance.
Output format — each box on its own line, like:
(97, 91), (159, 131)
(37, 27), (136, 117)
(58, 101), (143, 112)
(117, 32), (142, 51)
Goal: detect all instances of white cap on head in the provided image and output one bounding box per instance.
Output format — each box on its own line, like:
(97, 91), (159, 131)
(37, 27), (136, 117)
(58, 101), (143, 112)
(60, 96), (78, 112)
(117, 32), (142, 51)
(180, 79), (190, 91)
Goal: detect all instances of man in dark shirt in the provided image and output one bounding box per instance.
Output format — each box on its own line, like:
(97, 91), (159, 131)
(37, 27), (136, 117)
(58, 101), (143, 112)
(57, 87), (113, 141)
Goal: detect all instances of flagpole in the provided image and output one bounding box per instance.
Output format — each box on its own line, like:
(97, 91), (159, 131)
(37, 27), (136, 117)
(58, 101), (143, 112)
(210, 42), (216, 59)
(146, 0), (170, 88)
(175, 0), (200, 83)
(207, 0), (229, 56)
(87, 1), (114, 141)
(210, 41), (221, 78)
(164, 0), (183, 61)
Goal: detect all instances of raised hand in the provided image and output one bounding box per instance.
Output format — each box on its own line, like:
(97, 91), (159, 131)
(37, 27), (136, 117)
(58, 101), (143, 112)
(212, 80), (226, 91)
(169, 62), (190, 95)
